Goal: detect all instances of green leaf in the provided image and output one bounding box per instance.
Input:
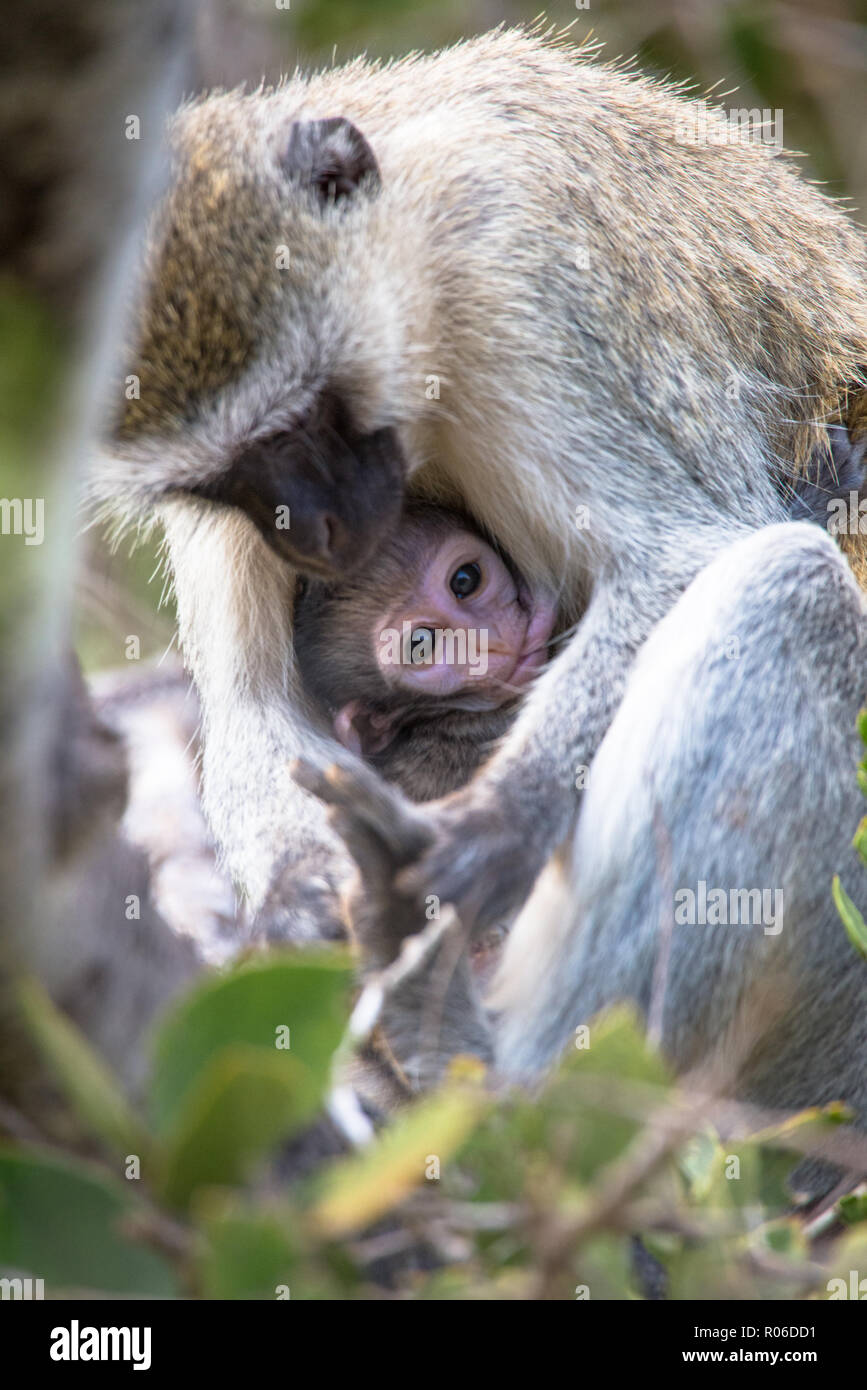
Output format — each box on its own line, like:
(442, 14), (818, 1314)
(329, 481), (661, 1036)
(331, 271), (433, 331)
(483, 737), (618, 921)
(679, 1129), (726, 1201)
(714, 1138), (798, 1215)
(753, 1217), (806, 1260)
(682, 1140), (763, 1226)
(832, 875), (867, 958)
(838, 1192), (867, 1226)
(311, 1084), (485, 1238)
(458, 1008), (675, 1205)
(150, 953), (352, 1135)
(457, 1104), (531, 1204)
(665, 1237), (768, 1301)
(17, 976), (148, 1159)
(196, 1193), (302, 1300)
(576, 1233), (636, 1301)
(856, 707), (867, 749)
(543, 1006), (673, 1184)
(159, 1046), (319, 1208)
(0, 1148), (175, 1296)
(749, 1105), (852, 1207)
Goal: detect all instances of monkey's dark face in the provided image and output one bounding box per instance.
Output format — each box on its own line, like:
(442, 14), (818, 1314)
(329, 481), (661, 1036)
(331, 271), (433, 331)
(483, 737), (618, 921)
(175, 118), (407, 577)
(112, 107), (410, 579)
(189, 392), (406, 578)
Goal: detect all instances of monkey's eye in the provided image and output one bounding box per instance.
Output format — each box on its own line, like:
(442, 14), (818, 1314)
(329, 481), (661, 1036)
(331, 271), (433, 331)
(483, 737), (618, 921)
(409, 627), (434, 663)
(449, 561), (482, 599)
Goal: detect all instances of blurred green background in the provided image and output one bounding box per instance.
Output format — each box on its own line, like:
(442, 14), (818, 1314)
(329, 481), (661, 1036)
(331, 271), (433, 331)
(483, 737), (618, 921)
(78, 0), (867, 672)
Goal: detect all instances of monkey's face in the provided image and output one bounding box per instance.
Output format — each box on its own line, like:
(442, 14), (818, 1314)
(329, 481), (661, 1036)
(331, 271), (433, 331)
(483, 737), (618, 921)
(187, 392), (406, 578)
(107, 104), (413, 578)
(374, 528), (557, 701)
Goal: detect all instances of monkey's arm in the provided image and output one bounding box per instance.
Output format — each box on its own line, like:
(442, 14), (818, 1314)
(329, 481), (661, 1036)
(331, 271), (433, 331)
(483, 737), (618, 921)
(160, 500), (365, 941)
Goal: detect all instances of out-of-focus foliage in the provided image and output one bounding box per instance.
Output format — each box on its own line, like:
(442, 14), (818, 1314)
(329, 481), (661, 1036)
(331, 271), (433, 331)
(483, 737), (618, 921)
(834, 707), (867, 956)
(0, 1150), (178, 1298)
(3, 969), (865, 1299)
(0, 283), (62, 635)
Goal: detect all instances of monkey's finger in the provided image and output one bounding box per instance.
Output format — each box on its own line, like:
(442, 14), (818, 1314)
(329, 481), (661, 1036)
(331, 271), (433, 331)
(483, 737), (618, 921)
(327, 805), (394, 892)
(289, 757), (400, 885)
(291, 758), (337, 803)
(323, 805), (429, 959)
(292, 757), (433, 862)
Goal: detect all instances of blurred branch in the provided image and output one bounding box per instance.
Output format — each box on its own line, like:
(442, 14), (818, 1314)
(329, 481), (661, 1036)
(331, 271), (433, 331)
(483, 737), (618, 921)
(0, 0), (203, 1129)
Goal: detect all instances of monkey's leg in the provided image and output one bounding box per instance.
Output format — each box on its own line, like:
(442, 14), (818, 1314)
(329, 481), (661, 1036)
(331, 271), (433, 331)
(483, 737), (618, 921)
(494, 522), (867, 1149)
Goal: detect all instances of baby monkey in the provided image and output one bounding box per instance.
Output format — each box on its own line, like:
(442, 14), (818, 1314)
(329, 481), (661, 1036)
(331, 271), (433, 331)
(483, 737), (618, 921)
(294, 502), (558, 803)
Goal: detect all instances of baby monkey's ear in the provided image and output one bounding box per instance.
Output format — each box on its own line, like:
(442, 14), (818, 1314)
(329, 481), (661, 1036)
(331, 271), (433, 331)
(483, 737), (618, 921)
(282, 118), (381, 203)
(333, 701), (398, 757)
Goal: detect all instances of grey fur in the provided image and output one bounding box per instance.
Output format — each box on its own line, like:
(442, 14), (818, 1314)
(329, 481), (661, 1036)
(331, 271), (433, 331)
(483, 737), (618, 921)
(497, 523), (867, 1097)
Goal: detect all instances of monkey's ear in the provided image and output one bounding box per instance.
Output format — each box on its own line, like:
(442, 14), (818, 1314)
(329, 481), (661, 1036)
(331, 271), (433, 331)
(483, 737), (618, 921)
(334, 702), (396, 757)
(282, 118), (380, 202)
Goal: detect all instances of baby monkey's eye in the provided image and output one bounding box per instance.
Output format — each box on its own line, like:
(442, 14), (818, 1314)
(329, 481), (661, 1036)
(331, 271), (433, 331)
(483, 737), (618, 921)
(409, 627), (434, 663)
(450, 561), (482, 599)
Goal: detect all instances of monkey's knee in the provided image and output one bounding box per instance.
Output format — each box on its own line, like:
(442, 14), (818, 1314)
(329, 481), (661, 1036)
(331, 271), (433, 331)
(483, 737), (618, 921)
(622, 521), (865, 736)
(712, 522), (863, 633)
(728, 519), (861, 611)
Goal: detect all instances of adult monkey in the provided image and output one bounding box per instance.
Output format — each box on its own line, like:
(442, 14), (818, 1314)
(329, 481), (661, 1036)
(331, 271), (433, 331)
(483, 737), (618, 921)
(97, 27), (867, 940)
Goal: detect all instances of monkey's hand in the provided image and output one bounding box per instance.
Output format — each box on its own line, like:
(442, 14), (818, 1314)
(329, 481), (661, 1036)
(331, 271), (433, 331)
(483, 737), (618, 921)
(292, 758), (438, 967)
(392, 777), (555, 934)
(295, 758), (552, 945)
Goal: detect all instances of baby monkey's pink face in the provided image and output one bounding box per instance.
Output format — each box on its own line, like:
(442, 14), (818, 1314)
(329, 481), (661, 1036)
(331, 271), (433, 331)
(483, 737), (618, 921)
(374, 526), (556, 699)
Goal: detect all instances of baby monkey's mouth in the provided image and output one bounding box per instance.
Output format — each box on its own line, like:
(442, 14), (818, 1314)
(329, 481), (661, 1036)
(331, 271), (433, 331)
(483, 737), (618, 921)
(503, 577), (557, 691)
